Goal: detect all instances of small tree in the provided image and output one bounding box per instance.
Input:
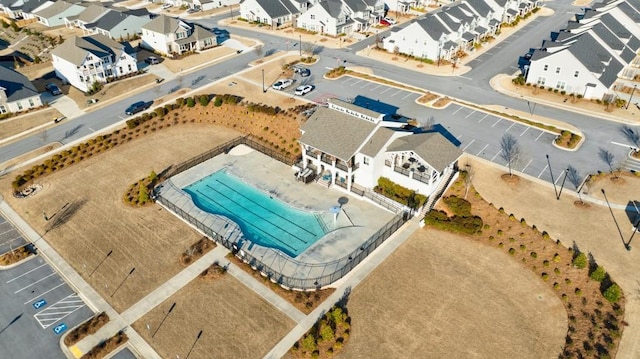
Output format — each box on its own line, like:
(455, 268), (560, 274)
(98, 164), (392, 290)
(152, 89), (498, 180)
(138, 184), (149, 204)
(566, 165), (583, 203)
(590, 265), (606, 282)
(500, 133), (521, 177)
(572, 252), (587, 269)
(603, 283), (622, 303)
(462, 163), (474, 199)
(598, 148), (617, 178)
(186, 97), (196, 107)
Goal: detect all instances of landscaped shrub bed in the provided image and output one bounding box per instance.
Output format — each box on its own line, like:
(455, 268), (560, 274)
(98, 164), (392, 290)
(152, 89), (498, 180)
(555, 130), (581, 149)
(81, 331), (127, 359)
(123, 171), (158, 206)
(64, 312), (110, 346)
(290, 305), (351, 358)
(180, 237), (215, 266)
(0, 245), (33, 265)
(426, 172), (626, 358)
(374, 177), (427, 208)
(12, 94), (302, 193)
(199, 261), (227, 280)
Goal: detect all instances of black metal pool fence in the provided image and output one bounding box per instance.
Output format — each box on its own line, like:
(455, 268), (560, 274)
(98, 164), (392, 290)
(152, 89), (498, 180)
(154, 136), (409, 290)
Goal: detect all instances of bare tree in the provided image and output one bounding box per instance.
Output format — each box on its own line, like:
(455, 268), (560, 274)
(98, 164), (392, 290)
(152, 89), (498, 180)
(500, 133), (521, 177)
(418, 115), (435, 132)
(463, 163), (474, 199)
(620, 125), (640, 152)
(566, 165), (584, 204)
(598, 148), (617, 178)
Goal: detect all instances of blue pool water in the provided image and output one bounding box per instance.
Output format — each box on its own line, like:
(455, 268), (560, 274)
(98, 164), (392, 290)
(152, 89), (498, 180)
(183, 170), (327, 257)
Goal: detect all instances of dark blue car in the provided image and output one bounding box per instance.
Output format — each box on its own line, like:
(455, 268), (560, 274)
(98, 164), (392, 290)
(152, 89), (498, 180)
(125, 101), (151, 116)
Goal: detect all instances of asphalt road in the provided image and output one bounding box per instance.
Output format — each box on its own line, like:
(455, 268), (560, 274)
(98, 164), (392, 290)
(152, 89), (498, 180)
(0, 253), (93, 359)
(1, 0), (639, 184)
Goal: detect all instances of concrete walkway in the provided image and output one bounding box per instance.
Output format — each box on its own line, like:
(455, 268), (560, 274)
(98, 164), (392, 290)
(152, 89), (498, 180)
(263, 218), (421, 359)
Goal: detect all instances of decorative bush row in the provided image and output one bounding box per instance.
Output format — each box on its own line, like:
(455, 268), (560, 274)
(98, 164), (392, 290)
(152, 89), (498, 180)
(290, 305), (350, 358)
(375, 177), (427, 208)
(424, 210), (483, 235)
(64, 312), (109, 346)
(442, 195), (472, 216)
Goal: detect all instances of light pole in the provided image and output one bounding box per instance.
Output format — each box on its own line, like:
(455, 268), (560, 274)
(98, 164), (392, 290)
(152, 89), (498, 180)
(601, 189), (628, 250)
(111, 267), (135, 298)
(557, 168), (569, 200)
(89, 249), (113, 277)
(546, 154), (558, 199)
(152, 302), (176, 338)
(185, 330), (203, 359)
(262, 69), (265, 93)
(229, 5), (233, 20)
(626, 84), (637, 110)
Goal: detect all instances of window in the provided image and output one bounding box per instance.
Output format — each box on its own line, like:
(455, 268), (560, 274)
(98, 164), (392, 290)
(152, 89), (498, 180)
(363, 157), (370, 165)
(28, 98), (34, 107)
(127, 64), (132, 72)
(555, 67), (560, 74)
(537, 77), (546, 85)
(0, 105), (6, 114)
(574, 71), (579, 77)
(556, 81), (566, 90)
(310, 14), (315, 20)
(17, 101), (23, 110)
(543, 64), (548, 71)
(119, 66), (123, 73)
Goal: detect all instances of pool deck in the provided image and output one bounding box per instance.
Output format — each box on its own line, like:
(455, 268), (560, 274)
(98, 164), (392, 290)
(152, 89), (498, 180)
(157, 145), (396, 274)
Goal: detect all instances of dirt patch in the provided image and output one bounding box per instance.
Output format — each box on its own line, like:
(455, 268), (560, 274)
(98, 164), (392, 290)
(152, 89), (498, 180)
(199, 262), (227, 281)
(0, 107), (62, 141)
(161, 45), (240, 73)
(132, 274), (294, 359)
(202, 77), (307, 111)
(0, 125), (241, 312)
(66, 73), (159, 110)
(339, 228), (567, 358)
(584, 172), (640, 204)
(501, 173), (521, 184)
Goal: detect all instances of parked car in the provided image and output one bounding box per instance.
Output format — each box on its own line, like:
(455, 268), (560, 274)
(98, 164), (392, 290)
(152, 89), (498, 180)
(272, 79), (294, 90)
(379, 18), (391, 26)
(384, 17), (397, 25)
(295, 85), (314, 96)
(293, 67), (311, 77)
(162, 2), (172, 9)
(125, 101), (151, 115)
(145, 56), (159, 65)
(45, 83), (62, 96)
(186, 7), (200, 13)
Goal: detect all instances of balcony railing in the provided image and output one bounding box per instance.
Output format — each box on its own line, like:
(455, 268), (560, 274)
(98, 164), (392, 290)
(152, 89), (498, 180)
(336, 161), (348, 172)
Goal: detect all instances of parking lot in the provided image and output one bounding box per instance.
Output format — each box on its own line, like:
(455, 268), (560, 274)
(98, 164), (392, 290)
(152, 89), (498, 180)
(0, 214), (28, 256)
(0, 217), (93, 359)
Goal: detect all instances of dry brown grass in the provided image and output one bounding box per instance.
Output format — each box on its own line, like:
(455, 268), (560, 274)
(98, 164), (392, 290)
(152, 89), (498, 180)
(66, 73), (160, 110)
(81, 331), (128, 359)
(416, 93), (438, 104)
(432, 97), (451, 108)
(132, 275), (294, 359)
(0, 107), (63, 141)
(162, 46), (238, 73)
(64, 312), (110, 347)
(198, 262), (227, 281)
(0, 245), (33, 265)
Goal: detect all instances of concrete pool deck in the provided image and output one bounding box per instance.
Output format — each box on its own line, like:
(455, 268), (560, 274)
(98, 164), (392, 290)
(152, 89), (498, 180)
(157, 145), (397, 274)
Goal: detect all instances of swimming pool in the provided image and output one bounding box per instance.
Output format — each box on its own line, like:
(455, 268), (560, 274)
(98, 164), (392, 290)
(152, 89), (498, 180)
(183, 170), (328, 257)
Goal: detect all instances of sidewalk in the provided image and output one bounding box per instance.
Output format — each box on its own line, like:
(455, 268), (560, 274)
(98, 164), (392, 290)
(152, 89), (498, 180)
(0, 200), (161, 359)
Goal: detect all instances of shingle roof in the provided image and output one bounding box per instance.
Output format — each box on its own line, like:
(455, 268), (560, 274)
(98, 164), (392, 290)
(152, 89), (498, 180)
(142, 14), (184, 33)
(342, 0), (366, 12)
(360, 127), (395, 157)
(465, 0), (492, 17)
(299, 106), (377, 161)
(0, 66), (39, 102)
(328, 98), (383, 119)
(628, 36), (640, 51)
(416, 16), (451, 40)
(90, 9), (128, 31)
(319, 0), (343, 18)
(254, 0), (298, 18)
(600, 13), (631, 39)
(76, 4), (109, 23)
(51, 34), (131, 65)
(33, 0), (73, 18)
(618, 1), (640, 22)
(387, 133), (462, 173)
(568, 32), (623, 87)
(18, 0), (50, 12)
(591, 22), (625, 51)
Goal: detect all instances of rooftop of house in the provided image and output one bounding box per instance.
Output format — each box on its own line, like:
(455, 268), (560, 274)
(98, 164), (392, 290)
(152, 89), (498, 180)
(0, 66), (40, 103)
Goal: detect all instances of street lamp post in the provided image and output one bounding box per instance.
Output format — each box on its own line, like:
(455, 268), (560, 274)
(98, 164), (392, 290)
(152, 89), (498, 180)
(89, 249), (113, 277)
(262, 69), (265, 93)
(229, 5), (233, 20)
(626, 84), (637, 110)
(111, 267), (135, 298)
(185, 330), (203, 359)
(601, 189), (629, 250)
(152, 302), (176, 338)
(546, 154), (558, 199)
(557, 168), (569, 200)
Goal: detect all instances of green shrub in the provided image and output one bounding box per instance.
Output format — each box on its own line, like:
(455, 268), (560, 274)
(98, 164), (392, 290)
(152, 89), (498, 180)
(214, 97), (223, 107)
(530, 251), (537, 258)
(199, 95), (210, 106)
(186, 97), (196, 107)
(590, 266), (606, 282)
(541, 273), (549, 281)
(423, 210), (483, 235)
(552, 253), (561, 262)
(442, 196), (472, 216)
(572, 252), (587, 269)
(575, 288), (582, 296)
(508, 248), (515, 255)
(603, 283), (622, 303)
(375, 177), (427, 207)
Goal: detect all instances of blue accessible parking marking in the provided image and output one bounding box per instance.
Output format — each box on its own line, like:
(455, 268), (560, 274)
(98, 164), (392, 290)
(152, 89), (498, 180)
(52, 323), (67, 335)
(32, 299), (47, 310)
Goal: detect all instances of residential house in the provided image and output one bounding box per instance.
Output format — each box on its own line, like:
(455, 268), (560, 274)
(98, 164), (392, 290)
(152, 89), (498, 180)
(83, 10), (151, 40)
(3, 0), (52, 19)
(51, 34), (138, 92)
(341, 0), (384, 32)
(181, 0), (240, 11)
(140, 14), (217, 56)
(298, 96), (462, 198)
(0, 65), (42, 114)
(297, 0), (355, 36)
(239, 0), (300, 28)
(64, 4), (109, 28)
(33, 1), (85, 27)
(522, 0), (640, 100)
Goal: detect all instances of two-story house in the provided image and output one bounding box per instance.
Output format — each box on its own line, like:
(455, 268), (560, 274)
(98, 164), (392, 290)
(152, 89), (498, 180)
(83, 10), (151, 40)
(141, 15), (217, 56)
(341, 0), (384, 32)
(33, 1), (86, 27)
(51, 34), (138, 93)
(297, 0), (355, 36)
(298, 97), (462, 198)
(64, 4), (110, 29)
(239, 0), (300, 28)
(0, 66), (42, 114)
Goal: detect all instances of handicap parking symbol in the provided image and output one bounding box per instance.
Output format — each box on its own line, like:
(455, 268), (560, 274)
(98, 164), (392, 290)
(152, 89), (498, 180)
(53, 323), (67, 335)
(32, 299), (47, 310)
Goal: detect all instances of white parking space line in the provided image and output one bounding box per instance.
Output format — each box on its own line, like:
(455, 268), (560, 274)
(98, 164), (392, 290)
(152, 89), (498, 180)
(401, 92), (414, 100)
(118, 115), (126, 120)
(380, 88), (392, 94)
(555, 174), (564, 185)
(537, 164), (549, 178)
(14, 273), (57, 294)
(349, 80), (363, 86)
(7, 263), (48, 283)
(465, 110), (476, 119)
(478, 114), (488, 123)
(452, 106), (463, 115)
(0, 227), (17, 236)
(34, 294), (86, 329)
(476, 144), (489, 156)
(535, 131), (545, 141)
(389, 90), (403, 97)
(491, 150), (503, 161)
(370, 84), (382, 91)
(1, 234), (21, 244)
(520, 127), (530, 136)
(24, 283), (65, 305)
(521, 159), (533, 172)
(462, 139), (475, 151)
(491, 118), (502, 127)
(457, 135), (463, 140)
(505, 123), (515, 132)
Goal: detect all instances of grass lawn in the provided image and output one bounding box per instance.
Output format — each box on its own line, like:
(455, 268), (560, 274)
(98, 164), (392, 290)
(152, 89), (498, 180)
(132, 274), (294, 359)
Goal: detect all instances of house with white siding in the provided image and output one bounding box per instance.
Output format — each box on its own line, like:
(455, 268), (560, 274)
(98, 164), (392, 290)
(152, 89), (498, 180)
(297, 0), (355, 36)
(298, 97), (462, 198)
(64, 4), (110, 28)
(141, 15), (217, 56)
(51, 34), (138, 93)
(341, 0), (384, 32)
(33, 1), (86, 27)
(82, 10), (151, 40)
(239, 0), (300, 28)
(0, 66), (42, 114)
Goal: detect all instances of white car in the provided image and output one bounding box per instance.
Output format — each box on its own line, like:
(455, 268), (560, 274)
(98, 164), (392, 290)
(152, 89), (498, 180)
(294, 85), (314, 96)
(272, 79), (294, 90)
(162, 3), (172, 9)
(384, 17), (397, 25)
